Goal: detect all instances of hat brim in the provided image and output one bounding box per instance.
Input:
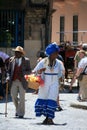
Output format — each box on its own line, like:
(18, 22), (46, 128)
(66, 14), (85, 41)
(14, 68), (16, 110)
(12, 48), (25, 55)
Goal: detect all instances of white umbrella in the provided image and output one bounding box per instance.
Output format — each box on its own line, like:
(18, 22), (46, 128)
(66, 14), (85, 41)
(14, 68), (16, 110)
(0, 51), (9, 62)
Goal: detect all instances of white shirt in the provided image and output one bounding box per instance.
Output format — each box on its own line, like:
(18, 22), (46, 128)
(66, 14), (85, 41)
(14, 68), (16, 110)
(78, 57), (87, 74)
(15, 58), (22, 66)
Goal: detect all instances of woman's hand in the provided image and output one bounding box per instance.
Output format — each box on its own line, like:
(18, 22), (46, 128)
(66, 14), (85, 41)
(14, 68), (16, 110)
(37, 68), (46, 74)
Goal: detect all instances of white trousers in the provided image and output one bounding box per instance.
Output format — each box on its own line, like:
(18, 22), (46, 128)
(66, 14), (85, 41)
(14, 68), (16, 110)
(11, 80), (25, 116)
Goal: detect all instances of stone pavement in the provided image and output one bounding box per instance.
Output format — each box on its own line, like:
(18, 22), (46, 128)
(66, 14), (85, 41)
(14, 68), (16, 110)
(0, 88), (87, 130)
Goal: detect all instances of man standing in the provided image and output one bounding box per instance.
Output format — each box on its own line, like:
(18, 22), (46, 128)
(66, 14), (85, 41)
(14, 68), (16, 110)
(72, 50), (87, 101)
(8, 46), (31, 118)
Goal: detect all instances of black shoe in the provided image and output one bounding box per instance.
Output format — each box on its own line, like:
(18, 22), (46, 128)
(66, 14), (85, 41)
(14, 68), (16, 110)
(56, 106), (63, 111)
(18, 116), (23, 118)
(58, 106), (63, 111)
(15, 113), (18, 117)
(77, 96), (82, 101)
(42, 118), (48, 124)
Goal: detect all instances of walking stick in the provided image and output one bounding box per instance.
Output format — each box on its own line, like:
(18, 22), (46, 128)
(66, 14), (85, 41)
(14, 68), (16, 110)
(5, 81), (8, 117)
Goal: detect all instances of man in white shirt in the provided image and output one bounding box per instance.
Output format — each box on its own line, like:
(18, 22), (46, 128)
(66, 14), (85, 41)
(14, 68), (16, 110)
(72, 50), (87, 101)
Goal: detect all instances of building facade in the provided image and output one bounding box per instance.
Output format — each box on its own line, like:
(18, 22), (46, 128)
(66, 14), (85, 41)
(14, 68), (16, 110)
(0, 0), (53, 68)
(1, 0), (87, 68)
(52, 0), (87, 45)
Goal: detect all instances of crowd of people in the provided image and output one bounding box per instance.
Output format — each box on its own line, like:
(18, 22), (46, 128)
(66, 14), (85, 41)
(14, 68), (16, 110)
(70, 43), (87, 101)
(0, 42), (87, 124)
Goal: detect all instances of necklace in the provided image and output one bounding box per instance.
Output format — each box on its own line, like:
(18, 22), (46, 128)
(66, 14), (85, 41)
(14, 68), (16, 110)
(48, 58), (56, 72)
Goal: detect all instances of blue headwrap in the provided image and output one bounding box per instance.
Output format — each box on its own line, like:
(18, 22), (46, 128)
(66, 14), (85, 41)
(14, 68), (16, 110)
(45, 42), (60, 56)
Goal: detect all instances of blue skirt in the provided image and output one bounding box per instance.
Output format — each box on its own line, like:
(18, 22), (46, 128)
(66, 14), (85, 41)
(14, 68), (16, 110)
(35, 99), (57, 119)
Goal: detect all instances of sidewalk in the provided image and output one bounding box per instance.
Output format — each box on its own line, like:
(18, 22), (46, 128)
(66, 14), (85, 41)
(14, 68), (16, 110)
(0, 88), (87, 130)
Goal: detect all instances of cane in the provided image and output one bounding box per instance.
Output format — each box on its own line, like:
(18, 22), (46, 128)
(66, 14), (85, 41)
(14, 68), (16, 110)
(5, 81), (8, 117)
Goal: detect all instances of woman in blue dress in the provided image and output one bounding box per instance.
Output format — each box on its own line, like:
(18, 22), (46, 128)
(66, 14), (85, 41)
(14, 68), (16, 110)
(33, 42), (65, 125)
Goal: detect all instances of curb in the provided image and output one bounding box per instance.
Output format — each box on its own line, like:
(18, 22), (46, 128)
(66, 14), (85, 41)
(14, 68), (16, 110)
(70, 103), (87, 110)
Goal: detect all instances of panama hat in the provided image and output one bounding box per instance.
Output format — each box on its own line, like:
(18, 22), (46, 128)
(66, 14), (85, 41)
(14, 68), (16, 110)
(12, 46), (25, 55)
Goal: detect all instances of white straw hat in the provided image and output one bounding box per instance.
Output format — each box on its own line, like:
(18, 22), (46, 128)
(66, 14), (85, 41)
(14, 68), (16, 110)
(12, 46), (25, 55)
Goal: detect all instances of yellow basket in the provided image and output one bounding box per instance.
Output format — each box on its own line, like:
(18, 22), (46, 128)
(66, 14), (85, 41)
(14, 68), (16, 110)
(28, 80), (39, 90)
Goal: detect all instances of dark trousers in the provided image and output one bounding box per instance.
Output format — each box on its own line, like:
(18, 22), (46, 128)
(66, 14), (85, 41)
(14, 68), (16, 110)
(0, 82), (4, 97)
(0, 73), (4, 97)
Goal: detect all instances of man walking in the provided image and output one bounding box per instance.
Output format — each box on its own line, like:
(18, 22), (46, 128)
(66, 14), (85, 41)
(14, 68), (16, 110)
(8, 46), (31, 118)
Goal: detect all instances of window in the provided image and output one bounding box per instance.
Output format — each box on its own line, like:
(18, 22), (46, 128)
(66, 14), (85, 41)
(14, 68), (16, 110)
(0, 10), (24, 47)
(60, 16), (65, 42)
(73, 15), (78, 43)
